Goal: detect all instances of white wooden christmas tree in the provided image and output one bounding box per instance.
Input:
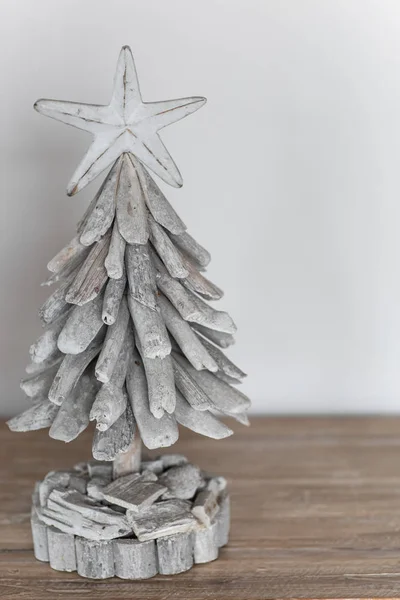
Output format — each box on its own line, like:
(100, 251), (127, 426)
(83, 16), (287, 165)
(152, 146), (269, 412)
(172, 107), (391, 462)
(7, 46), (250, 579)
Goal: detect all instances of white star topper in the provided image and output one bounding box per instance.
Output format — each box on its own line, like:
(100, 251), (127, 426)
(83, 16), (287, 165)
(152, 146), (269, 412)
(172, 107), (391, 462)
(34, 46), (206, 195)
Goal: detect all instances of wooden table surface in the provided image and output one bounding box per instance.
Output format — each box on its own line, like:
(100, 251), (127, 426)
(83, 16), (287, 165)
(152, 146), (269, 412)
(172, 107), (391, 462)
(2, 416), (400, 599)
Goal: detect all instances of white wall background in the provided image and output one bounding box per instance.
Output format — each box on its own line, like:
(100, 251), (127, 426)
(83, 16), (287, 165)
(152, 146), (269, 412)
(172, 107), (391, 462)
(2, 0), (400, 416)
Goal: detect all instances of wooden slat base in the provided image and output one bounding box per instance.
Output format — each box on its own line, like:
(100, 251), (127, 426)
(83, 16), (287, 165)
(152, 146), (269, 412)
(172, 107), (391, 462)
(2, 416), (400, 598)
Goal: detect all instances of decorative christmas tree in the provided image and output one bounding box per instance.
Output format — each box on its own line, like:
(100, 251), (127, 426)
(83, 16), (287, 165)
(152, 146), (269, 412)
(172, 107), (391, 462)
(7, 46), (250, 579)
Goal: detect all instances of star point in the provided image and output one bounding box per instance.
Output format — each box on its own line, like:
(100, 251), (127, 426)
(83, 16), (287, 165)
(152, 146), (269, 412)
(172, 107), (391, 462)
(34, 46), (206, 194)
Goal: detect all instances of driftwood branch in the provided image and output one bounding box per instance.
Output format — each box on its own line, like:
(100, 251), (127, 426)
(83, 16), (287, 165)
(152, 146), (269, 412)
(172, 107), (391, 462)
(96, 296), (130, 383)
(158, 294), (217, 372)
(128, 294), (171, 360)
(169, 231), (211, 268)
(116, 155), (148, 244)
(49, 371), (99, 442)
(133, 155), (186, 235)
(48, 330), (105, 405)
(102, 272), (126, 325)
(126, 243), (157, 310)
(105, 219), (126, 280)
(174, 391), (233, 439)
(58, 293), (105, 355)
(47, 235), (90, 274)
(148, 216), (188, 279)
(30, 309), (72, 365)
(92, 400), (135, 461)
(79, 161), (120, 246)
(126, 350), (178, 449)
(7, 399), (59, 432)
(65, 233), (110, 306)
(191, 323), (235, 349)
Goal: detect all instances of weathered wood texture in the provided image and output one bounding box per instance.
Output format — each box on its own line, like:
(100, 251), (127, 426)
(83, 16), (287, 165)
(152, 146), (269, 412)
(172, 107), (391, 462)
(2, 416), (400, 599)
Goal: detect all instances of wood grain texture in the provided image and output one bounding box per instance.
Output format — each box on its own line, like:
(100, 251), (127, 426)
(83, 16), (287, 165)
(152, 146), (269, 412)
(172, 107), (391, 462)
(2, 416), (400, 599)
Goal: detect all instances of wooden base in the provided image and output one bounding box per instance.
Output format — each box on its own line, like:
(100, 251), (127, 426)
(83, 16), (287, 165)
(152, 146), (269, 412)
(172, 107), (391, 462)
(30, 454), (230, 580)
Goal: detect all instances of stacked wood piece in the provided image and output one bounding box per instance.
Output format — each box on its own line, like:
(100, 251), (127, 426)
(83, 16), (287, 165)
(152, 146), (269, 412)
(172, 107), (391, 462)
(31, 454), (230, 579)
(8, 153), (250, 457)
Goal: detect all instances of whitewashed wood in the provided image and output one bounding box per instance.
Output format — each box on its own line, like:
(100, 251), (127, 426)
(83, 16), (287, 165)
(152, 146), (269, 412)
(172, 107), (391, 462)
(29, 308), (72, 364)
(141, 458), (164, 474)
(77, 193), (98, 234)
(113, 538), (158, 579)
(32, 481), (41, 507)
(152, 255), (235, 334)
(137, 339), (176, 416)
(92, 400), (135, 461)
(157, 530), (194, 575)
(174, 391), (233, 440)
(39, 271), (76, 325)
(48, 488), (124, 524)
(47, 526), (77, 572)
(96, 296), (130, 382)
(102, 272), (126, 325)
(86, 476), (107, 501)
(206, 476), (227, 495)
(134, 156), (186, 234)
(127, 499), (196, 541)
(193, 520), (219, 564)
(128, 294), (171, 360)
(214, 371), (242, 385)
(192, 488), (219, 527)
(79, 161), (119, 245)
(47, 234), (89, 273)
(170, 231), (211, 268)
(158, 294), (217, 372)
(48, 331), (104, 405)
(25, 356), (63, 376)
(73, 462), (89, 475)
(43, 243), (89, 287)
(195, 335), (246, 380)
(65, 233), (110, 305)
(113, 433), (142, 478)
(148, 215), (188, 278)
(116, 154), (149, 244)
(126, 243), (157, 310)
(214, 491), (230, 547)
(182, 258), (224, 301)
(39, 505), (124, 542)
(35, 46), (206, 193)
(39, 471), (71, 506)
(172, 353), (213, 411)
(159, 463), (203, 500)
(91, 327), (132, 430)
(57, 293), (104, 355)
(192, 323), (235, 348)
(102, 473), (166, 511)
(187, 292), (237, 334)
(160, 454), (189, 469)
(151, 249), (202, 320)
(49, 373), (99, 442)
(179, 361), (250, 415)
(126, 352), (178, 449)
(42, 488), (131, 539)
(221, 410), (250, 426)
(68, 472), (89, 495)
(75, 537), (114, 579)
(7, 399), (59, 432)
(31, 509), (49, 562)
(105, 218), (126, 279)
(90, 384), (127, 432)
(20, 361), (61, 398)
(87, 461), (113, 480)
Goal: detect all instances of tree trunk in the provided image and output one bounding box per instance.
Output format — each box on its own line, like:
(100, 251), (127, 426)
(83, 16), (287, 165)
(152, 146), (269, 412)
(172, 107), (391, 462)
(112, 432), (142, 479)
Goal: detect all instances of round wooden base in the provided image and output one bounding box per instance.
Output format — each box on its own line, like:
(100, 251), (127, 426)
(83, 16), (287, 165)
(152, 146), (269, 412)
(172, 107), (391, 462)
(31, 454), (230, 579)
